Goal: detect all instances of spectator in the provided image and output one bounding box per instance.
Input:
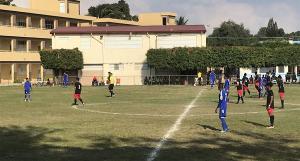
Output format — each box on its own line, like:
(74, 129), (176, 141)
(92, 76), (98, 86)
(249, 75), (254, 84)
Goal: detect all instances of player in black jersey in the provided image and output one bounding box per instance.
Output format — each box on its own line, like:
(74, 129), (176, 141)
(72, 77), (85, 106)
(236, 76), (244, 104)
(277, 75), (285, 109)
(242, 73), (251, 97)
(266, 82), (275, 128)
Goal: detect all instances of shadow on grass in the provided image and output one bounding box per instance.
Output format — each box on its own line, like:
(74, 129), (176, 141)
(198, 124), (220, 132)
(0, 126), (299, 161)
(243, 120), (266, 127)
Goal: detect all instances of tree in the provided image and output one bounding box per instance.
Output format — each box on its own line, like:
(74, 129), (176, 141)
(176, 16), (188, 25)
(147, 46), (300, 72)
(210, 20), (251, 37)
(287, 31), (300, 37)
(0, 0), (13, 5)
(39, 48), (83, 74)
(256, 18), (285, 37)
(88, 0), (138, 21)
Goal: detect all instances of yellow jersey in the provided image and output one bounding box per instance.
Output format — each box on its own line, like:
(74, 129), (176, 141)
(197, 72), (202, 78)
(108, 76), (115, 84)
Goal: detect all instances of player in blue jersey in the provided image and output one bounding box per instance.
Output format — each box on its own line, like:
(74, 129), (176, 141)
(63, 72), (69, 87)
(224, 75), (230, 102)
(210, 70), (216, 89)
(215, 84), (229, 133)
(24, 78), (32, 102)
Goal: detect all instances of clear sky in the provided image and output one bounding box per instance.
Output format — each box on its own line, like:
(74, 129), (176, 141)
(13, 0), (300, 34)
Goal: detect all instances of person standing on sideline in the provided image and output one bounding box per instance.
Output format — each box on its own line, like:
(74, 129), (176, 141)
(277, 75), (285, 109)
(266, 82), (275, 128)
(72, 77), (84, 106)
(210, 70), (216, 89)
(197, 71), (202, 86)
(63, 72), (69, 87)
(107, 72), (116, 97)
(215, 84), (229, 133)
(236, 76), (244, 104)
(24, 78), (32, 102)
(242, 73), (251, 97)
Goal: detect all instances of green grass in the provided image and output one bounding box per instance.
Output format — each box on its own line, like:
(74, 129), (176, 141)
(0, 85), (299, 161)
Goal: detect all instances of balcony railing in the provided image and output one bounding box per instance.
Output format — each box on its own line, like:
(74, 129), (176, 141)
(0, 49), (11, 52)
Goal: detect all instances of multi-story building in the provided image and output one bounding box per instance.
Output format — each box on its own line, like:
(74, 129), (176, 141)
(0, 0), (93, 84)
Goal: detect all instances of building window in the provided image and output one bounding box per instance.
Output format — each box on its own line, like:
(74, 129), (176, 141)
(59, 2), (65, 13)
(162, 17), (167, 25)
(110, 64), (124, 71)
(104, 36), (142, 49)
(259, 67), (274, 74)
(16, 40), (26, 51)
(135, 63), (149, 70)
(80, 36), (91, 49)
(45, 20), (54, 29)
(16, 18), (26, 27)
(70, 22), (78, 27)
(288, 66), (295, 73)
(278, 66), (285, 73)
(157, 35), (197, 48)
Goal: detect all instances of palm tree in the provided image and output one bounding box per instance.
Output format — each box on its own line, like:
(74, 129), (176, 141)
(176, 16), (188, 25)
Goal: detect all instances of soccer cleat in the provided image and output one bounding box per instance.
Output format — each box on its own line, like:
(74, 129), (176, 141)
(266, 126), (274, 129)
(220, 130), (227, 133)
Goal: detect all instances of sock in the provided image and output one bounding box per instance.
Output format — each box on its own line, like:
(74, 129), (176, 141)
(243, 91), (246, 97)
(237, 96), (240, 103)
(74, 99), (77, 104)
(79, 98), (84, 104)
(270, 116), (274, 126)
(281, 100), (284, 108)
(241, 97), (244, 103)
(110, 90), (113, 97)
(248, 90), (251, 95)
(220, 118), (228, 131)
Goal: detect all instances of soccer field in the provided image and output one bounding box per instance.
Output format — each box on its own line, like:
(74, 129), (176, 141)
(0, 85), (299, 161)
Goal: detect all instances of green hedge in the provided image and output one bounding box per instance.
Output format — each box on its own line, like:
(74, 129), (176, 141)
(146, 46), (300, 71)
(39, 48), (83, 70)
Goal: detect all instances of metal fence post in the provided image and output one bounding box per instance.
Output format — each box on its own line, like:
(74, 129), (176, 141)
(169, 75), (171, 85)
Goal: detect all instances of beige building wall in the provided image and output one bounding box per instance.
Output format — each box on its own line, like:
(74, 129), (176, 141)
(52, 32), (206, 85)
(68, 1), (80, 15)
(29, 0), (61, 13)
(138, 12), (177, 26)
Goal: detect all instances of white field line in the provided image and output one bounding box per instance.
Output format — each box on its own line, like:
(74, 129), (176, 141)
(146, 89), (205, 161)
(72, 104), (300, 117)
(72, 106), (180, 117)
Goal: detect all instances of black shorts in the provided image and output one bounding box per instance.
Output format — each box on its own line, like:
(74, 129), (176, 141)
(109, 84), (114, 90)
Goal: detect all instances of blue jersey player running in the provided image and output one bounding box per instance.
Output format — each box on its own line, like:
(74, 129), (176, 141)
(215, 84), (229, 133)
(24, 78), (32, 102)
